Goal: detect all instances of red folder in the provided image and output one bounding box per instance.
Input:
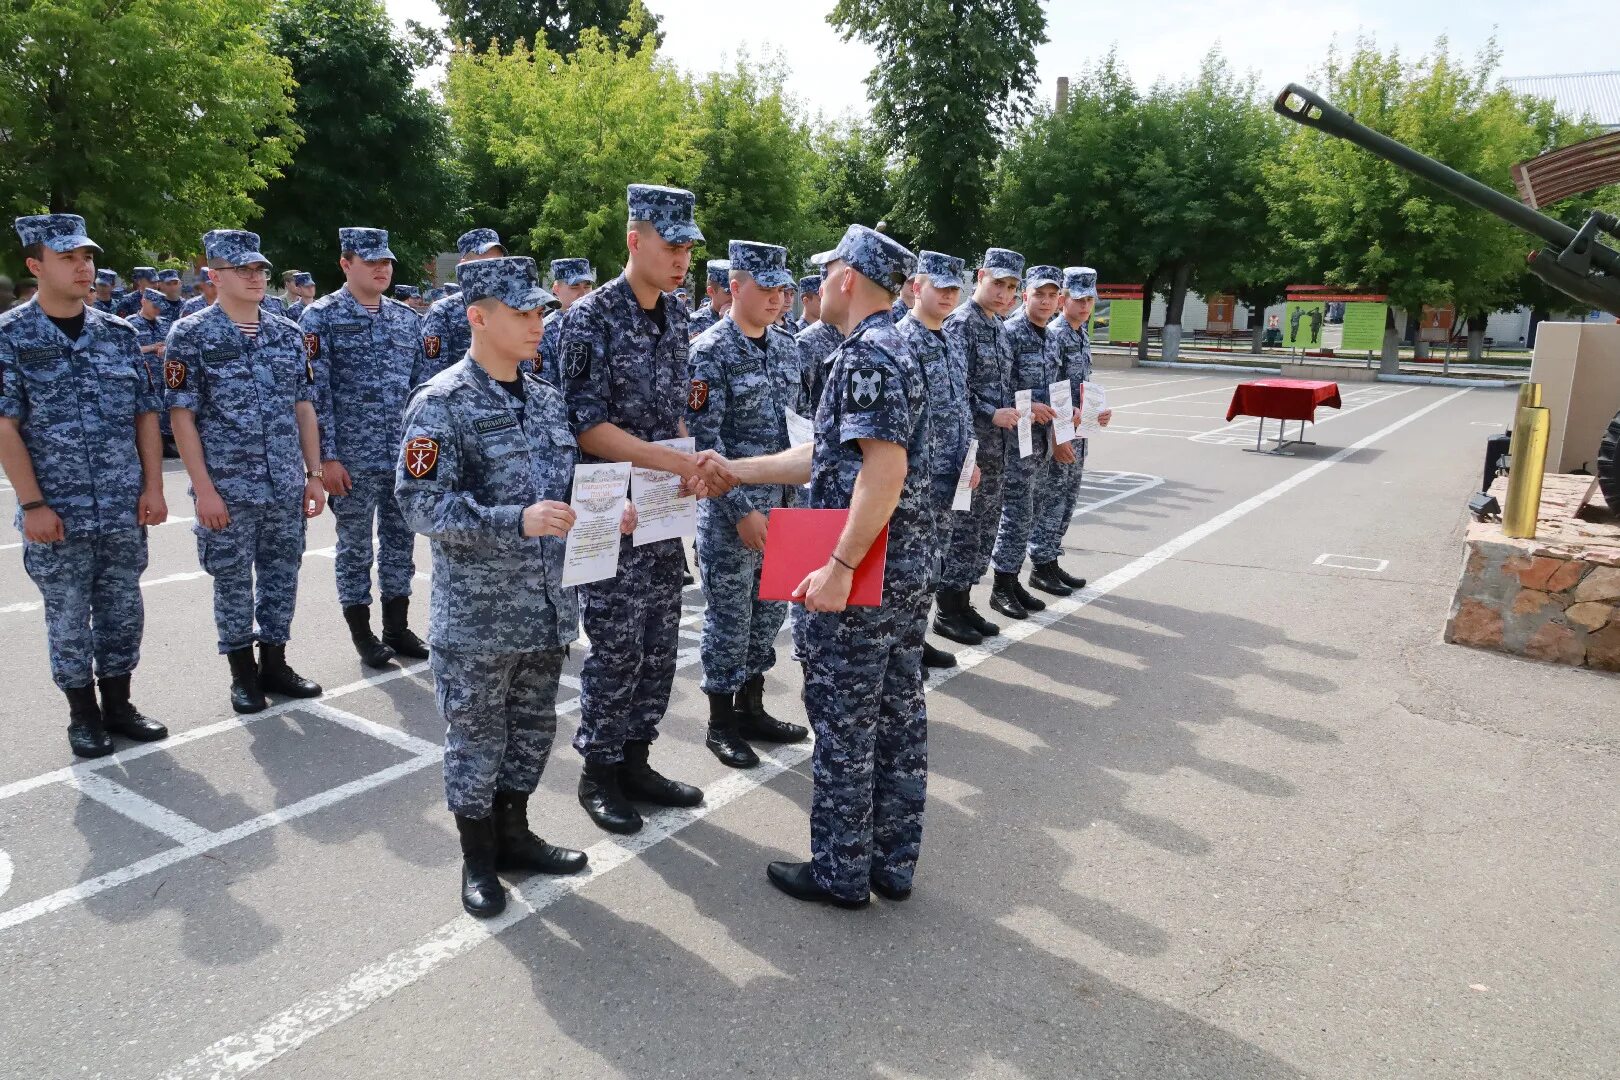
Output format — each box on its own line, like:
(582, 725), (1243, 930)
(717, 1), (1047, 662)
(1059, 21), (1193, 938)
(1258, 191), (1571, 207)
(759, 509), (887, 606)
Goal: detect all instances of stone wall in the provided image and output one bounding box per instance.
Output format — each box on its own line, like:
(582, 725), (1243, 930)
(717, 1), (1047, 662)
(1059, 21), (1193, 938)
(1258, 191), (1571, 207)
(1445, 475), (1620, 672)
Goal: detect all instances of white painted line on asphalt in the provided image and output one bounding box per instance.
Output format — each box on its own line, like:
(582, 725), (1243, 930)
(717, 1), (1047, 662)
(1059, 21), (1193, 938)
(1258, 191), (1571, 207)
(1111, 384), (1235, 410)
(1073, 474), (1164, 517)
(155, 385), (1475, 1080)
(1314, 553), (1389, 573)
(0, 850), (11, 902)
(1101, 375), (1209, 394)
(1189, 386), (1417, 445)
(68, 773), (213, 846)
(302, 701), (441, 758)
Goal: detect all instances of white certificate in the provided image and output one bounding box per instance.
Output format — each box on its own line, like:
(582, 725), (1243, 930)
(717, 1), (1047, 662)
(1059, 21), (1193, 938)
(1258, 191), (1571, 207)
(1015, 389), (1034, 458)
(632, 436), (697, 546)
(561, 461), (630, 587)
(1077, 381), (1109, 438)
(952, 438), (978, 512)
(784, 407), (814, 449)
(1049, 380), (1075, 445)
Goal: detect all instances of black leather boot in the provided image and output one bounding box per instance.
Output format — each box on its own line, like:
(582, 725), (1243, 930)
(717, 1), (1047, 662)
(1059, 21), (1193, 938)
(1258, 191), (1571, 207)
(453, 814), (506, 917)
(989, 571), (1029, 620)
(1009, 574), (1046, 613)
(578, 760), (642, 834)
(922, 641), (957, 669)
(620, 739), (703, 807)
(1051, 561), (1087, 590)
(705, 691), (760, 768)
(227, 647), (268, 714)
(257, 642), (322, 698)
(1028, 561), (1074, 597)
(735, 674), (807, 744)
(97, 674), (167, 742)
(930, 589), (984, 646)
(962, 592), (1002, 638)
(492, 791), (587, 874)
(380, 596), (429, 659)
(870, 870), (913, 901)
(65, 685), (113, 759)
(766, 860), (868, 909)
(342, 604), (395, 669)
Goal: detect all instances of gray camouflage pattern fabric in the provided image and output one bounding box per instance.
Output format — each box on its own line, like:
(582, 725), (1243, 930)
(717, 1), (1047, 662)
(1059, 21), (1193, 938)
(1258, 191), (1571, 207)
(418, 291), (470, 383)
(456, 255), (556, 312)
(202, 229), (268, 267)
(826, 224), (916, 296)
(434, 647), (564, 817)
(14, 213), (100, 253)
(687, 300), (721, 340)
(939, 298), (1012, 589)
(1029, 315), (1092, 564)
(896, 312), (971, 583)
(981, 247), (1025, 281)
(992, 310), (1060, 574)
(1064, 265), (1098, 299)
(550, 258), (596, 286)
(795, 320), (842, 410)
(338, 227), (396, 262)
(626, 183), (703, 244)
(726, 241), (794, 288)
(456, 228), (503, 256)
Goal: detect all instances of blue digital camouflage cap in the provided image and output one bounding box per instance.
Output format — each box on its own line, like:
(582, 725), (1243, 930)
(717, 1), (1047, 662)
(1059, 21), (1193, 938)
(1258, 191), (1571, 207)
(140, 287), (164, 303)
(704, 260), (730, 286)
(726, 241), (794, 289)
(1063, 266), (1099, 299)
(456, 256), (558, 313)
(456, 228), (503, 256)
(339, 227), (396, 261)
(982, 248), (1025, 282)
(95, 269), (117, 287)
(627, 184), (703, 244)
(202, 229), (270, 268)
(14, 214), (101, 254)
(293, 271), (314, 287)
(798, 274), (822, 295)
(822, 224), (917, 295)
(394, 284), (420, 299)
(131, 266), (157, 282)
(426, 286), (446, 303)
(916, 251), (966, 289)
(444, 283), (461, 295)
(1024, 264), (1062, 290)
(156, 268), (181, 283)
(550, 258), (596, 286)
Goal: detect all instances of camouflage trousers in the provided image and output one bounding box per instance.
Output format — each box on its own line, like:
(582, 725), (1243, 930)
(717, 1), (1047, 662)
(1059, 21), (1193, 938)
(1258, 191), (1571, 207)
(929, 474), (959, 591)
(991, 442), (1048, 574)
(330, 469), (416, 608)
(1028, 439), (1088, 566)
(22, 527), (148, 690)
(939, 430), (1005, 590)
(573, 537), (683, 766)
(696, 524), (786, 695)
(795, 590), (930, 902)
(196, 500), (305, 654)
(433, 647), (563, 818)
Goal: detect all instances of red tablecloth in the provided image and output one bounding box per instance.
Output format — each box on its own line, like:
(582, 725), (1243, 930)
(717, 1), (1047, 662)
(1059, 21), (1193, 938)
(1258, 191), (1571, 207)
(1226, 379), (1342, 422)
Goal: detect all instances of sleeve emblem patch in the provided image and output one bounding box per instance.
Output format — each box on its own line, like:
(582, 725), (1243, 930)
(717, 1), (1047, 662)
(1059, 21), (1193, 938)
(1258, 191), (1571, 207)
(404, 436), (440, 479)
(163, 359), (188, 390)
(303, 332), (320, 361)
(564, 341), (591, 379)
(423, 335), (440, 360)
(848, 367), (884, 409)
(688, 379), (709, 412)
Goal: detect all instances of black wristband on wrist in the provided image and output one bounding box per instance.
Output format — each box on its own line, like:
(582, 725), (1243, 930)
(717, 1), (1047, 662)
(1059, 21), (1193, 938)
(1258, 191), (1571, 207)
(830, 553), (856, 572)
(19, 500), (46, 512)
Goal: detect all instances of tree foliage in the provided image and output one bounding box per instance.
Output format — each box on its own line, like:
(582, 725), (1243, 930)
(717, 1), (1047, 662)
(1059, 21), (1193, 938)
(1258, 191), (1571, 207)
(830, 0), (1045, 257)
(801, 119), (896, 262)
(437, 0), (660, 55)
(0, 0), (297, 274)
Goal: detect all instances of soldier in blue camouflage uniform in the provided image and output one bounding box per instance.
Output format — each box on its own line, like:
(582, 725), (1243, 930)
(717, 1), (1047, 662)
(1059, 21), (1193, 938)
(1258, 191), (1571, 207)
(563, 183), (735, 834)
(687, 240), (810, 770)
(795, 267), (842, 410)
(154, 269), (184, 321)
(685, 259), (731, 340)
(895, 251), (975, 670)
(1, 214), (170, 758)
(934, 247), (1024, 644)
(716, 224), (931, 907)
(1028, 266), (1110, 593)
(92, 269), (117, 312)
(129, 288), (171, 370)
(301, 227), (430, 667)
(775, 281), (802, 335)
(989, 264), (1065, 616)
(179, 271), (218, 317)
(537, 258), (596, 385)
(397, 256), (603, 917)
(285, 271), (315, 320)
(167, 229), (326, 713)
(419, 228), (507, 384)
(115, 267), (157, 317)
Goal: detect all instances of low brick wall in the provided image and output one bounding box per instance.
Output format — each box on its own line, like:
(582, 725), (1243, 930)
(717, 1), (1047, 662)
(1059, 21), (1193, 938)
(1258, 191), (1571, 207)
(1445, 475), (1620, 671)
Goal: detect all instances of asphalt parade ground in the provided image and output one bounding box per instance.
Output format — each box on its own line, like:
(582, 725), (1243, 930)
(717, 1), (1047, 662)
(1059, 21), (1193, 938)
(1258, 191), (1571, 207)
(1, 370), (1614, 1080)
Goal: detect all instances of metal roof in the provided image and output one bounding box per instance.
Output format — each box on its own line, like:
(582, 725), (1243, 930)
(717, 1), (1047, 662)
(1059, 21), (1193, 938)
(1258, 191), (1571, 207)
(1502, 71), (1620, 129)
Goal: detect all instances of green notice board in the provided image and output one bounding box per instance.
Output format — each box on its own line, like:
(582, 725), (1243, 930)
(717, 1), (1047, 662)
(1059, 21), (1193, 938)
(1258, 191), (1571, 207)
(1282, 301), (1326, 349)
(1093, 298), (1143, 344)
(1339, 302), (1387, 352)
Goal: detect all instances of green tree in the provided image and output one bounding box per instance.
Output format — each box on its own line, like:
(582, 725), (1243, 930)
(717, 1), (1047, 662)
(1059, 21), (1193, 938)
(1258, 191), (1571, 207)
(0, 0), (297, 274)
(443, 8), (694, 278)
(255, 0), (464, 290)
(437, 0), (660, 55)
(802, 118), (897, 261)
(830, 0), (1046, 255)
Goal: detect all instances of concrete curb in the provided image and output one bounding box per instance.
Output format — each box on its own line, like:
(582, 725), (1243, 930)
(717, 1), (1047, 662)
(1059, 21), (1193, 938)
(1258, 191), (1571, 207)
(1130, 359), (1517, 388)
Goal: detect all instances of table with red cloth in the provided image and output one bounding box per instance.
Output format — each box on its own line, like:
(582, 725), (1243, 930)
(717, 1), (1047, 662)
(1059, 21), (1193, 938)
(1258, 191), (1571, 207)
(1225, 379), (1342, 454)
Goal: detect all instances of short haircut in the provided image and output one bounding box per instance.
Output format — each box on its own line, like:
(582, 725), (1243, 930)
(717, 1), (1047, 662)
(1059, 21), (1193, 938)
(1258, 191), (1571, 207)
(726, 269), (755, 286)
(20, 243), (44, 263)
(281, 270), (299, 286)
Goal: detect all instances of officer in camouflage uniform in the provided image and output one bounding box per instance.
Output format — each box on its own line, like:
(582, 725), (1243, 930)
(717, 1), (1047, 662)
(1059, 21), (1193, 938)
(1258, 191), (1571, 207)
(775, 281), (801, 335)
(563, 183), (732, 834)
(92, 269), (117, 312)
(285, 271), (315, 320)
(303, 226), (430, 668)
(167, 229), (326, 713)
(397, 256), (599, 918)
(536, 258), (596, 385)
(419, 228), (508, 384)
(393, 284), (420, 308)
(895, 251), (974, 670)
(129, 288), (171, 369)
(935, 247), (1024, 644)
(115, 267), (157, 317)
(685, 259), (731, 340)
(1027, 266), (1109, 592)
(795, 268), (842, 410)
(717, 224), (930, 907)
(179, 272), (218, 317)
(687, 240), (810, 770)
(154, 269), (184, 321)
(989, 264), (1064, 617)
(1, 214), (170, 758)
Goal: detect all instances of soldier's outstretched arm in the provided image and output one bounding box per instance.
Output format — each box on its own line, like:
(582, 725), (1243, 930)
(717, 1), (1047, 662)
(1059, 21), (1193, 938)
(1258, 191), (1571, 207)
(712, 442), (812, 487)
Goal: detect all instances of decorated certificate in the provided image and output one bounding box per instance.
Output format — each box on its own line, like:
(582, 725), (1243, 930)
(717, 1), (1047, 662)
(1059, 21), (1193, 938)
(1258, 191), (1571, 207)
(631, 437), (698, 546)
(561, 461), (630, 587)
